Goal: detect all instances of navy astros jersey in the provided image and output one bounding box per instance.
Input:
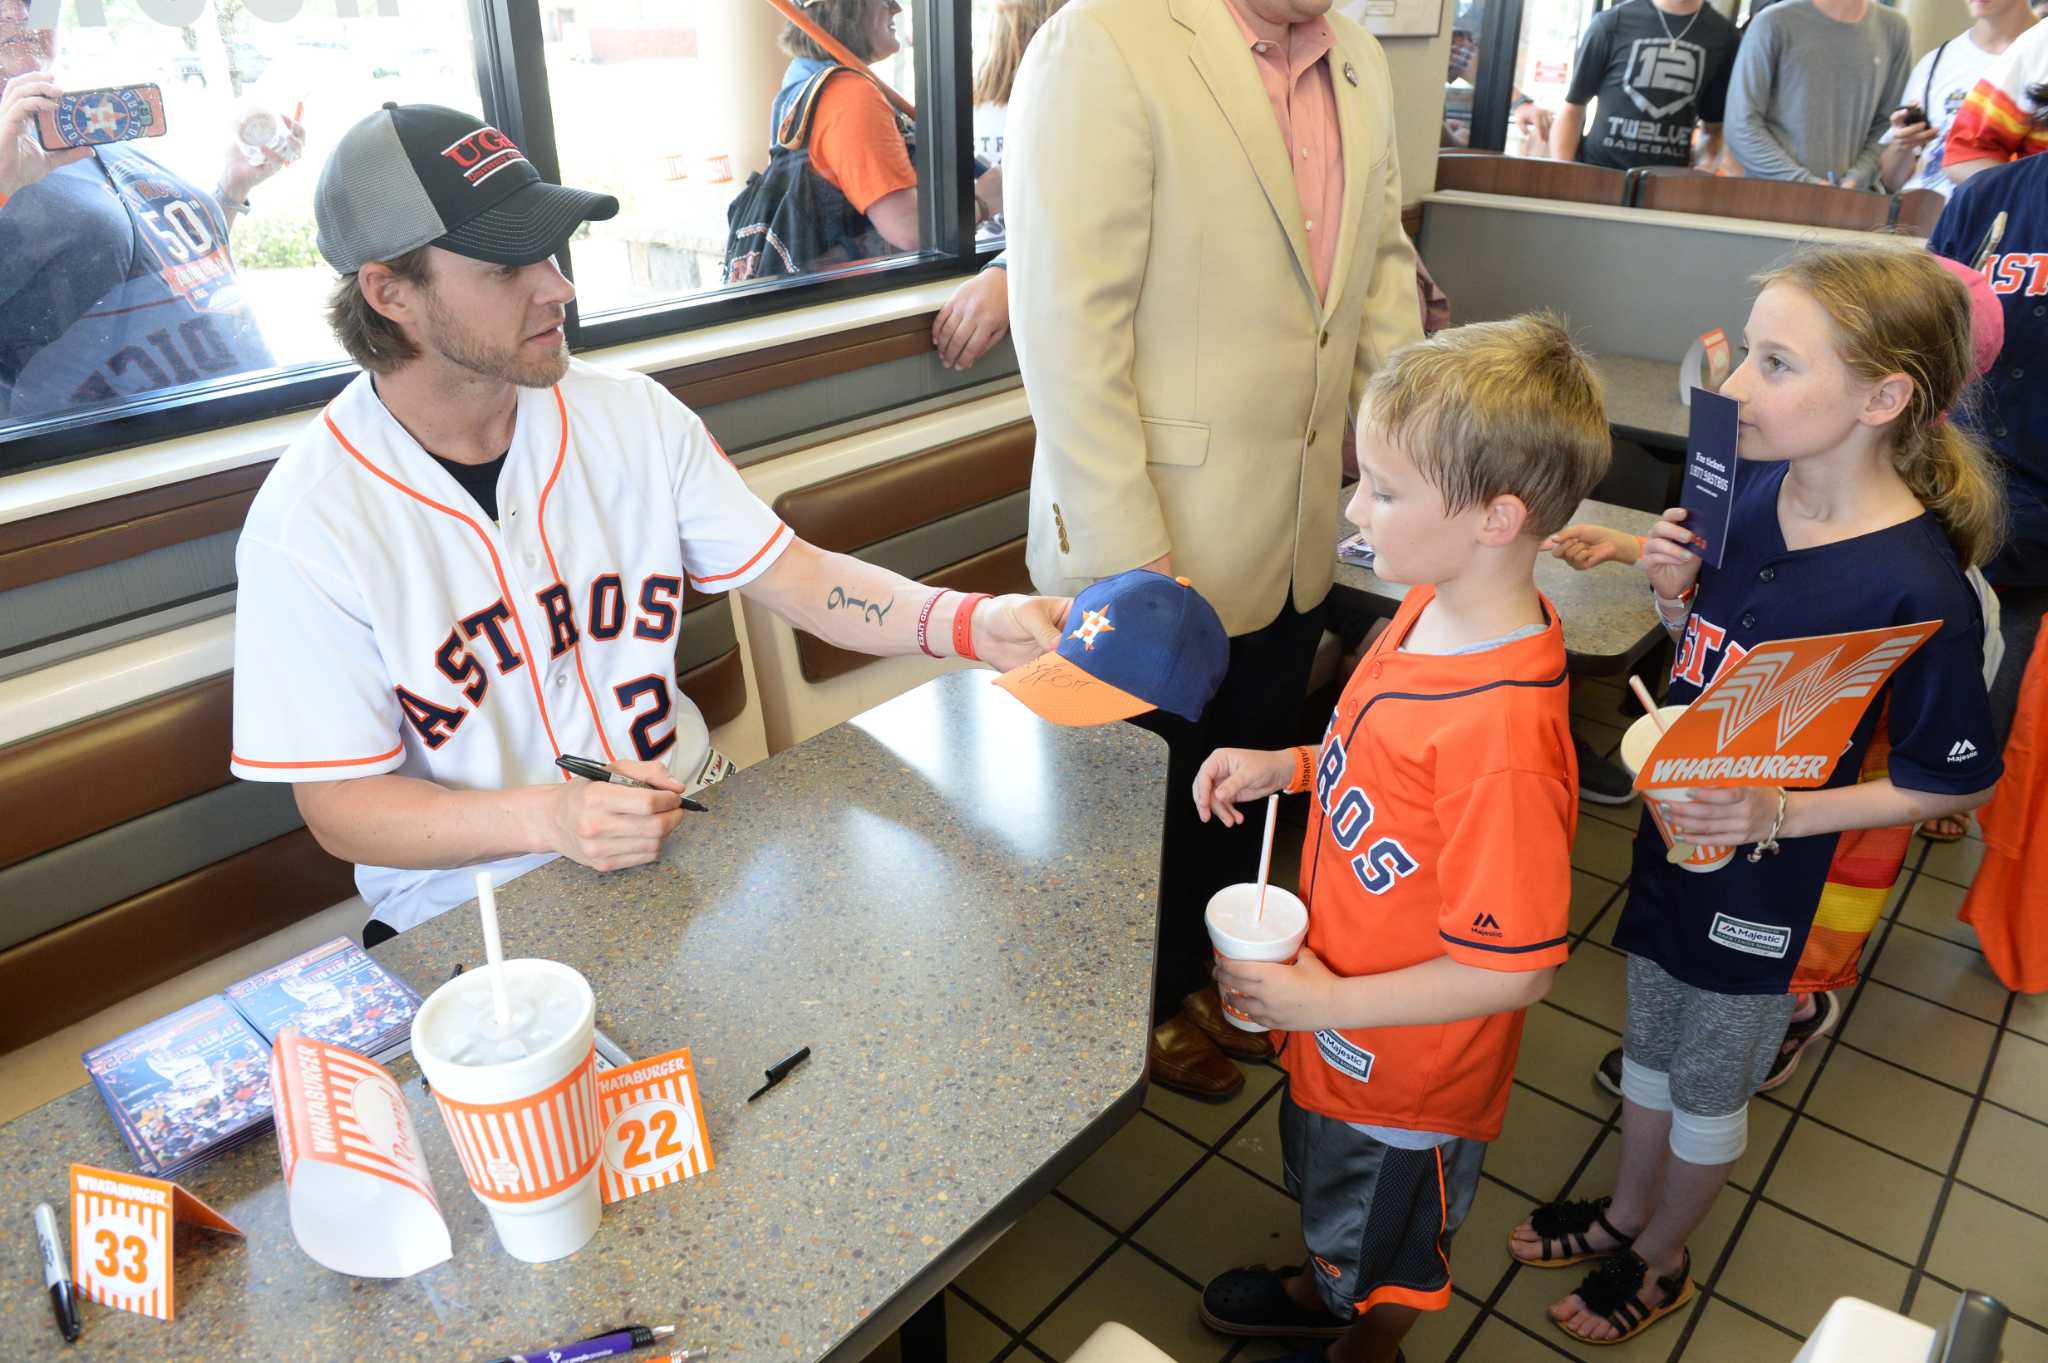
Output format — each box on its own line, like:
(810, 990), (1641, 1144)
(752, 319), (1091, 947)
(1612, 460), (2001, 996)
(0, 143), (272, 421)
(1929, 153), (2048, 591)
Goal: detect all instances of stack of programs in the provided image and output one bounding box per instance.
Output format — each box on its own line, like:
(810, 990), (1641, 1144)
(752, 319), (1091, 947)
(81, 997), (273, 1178)
(82, 938), (423, 1177)
(226, 936), (422, 1065)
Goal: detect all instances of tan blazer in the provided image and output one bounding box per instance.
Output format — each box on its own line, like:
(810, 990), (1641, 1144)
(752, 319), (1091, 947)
(1004, 0), (1423, 637)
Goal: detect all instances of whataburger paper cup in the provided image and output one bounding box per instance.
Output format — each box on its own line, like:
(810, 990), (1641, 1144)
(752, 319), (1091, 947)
(1621, 705), (1736, 874)
(411, 959), (602, 1263)
(1205, 883), (1310, 1032)
(270, 1030), (451, 1278)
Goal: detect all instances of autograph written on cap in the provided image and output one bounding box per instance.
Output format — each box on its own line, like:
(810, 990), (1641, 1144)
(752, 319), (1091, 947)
(1008, 656), (1101, 690)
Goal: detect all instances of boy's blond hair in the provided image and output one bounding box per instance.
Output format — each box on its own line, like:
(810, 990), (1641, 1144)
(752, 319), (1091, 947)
(1360, 313), (1611, 539)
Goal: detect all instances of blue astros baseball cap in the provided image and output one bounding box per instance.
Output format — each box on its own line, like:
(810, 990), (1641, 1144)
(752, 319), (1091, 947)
(994, 571), (1229, 725)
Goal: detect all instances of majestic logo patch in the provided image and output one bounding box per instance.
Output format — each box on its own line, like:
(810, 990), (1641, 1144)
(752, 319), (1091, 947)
(1948, 740), (1979, 764)
(1314, 1029), (1375, 1084)
(440, 126), (528, 187)
(1708, 912), (1791, 959)
(1472, 912), (1503, 935)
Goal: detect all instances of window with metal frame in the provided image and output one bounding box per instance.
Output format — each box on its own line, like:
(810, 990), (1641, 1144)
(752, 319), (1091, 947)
(0, 0), (989, 475)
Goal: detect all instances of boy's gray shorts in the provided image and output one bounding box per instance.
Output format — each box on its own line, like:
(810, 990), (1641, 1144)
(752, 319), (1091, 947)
(1281, 1093), (1487, 1319)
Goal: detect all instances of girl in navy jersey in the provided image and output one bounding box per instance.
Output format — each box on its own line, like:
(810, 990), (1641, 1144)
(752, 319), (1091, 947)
(1508, 245), (2004, 1346)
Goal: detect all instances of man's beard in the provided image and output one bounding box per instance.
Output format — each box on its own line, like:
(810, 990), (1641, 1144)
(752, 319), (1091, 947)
(419, 287), (569, 388)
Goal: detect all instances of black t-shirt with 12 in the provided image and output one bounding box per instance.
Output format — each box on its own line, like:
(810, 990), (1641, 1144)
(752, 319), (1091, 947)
(1565, 0), (1738, 169)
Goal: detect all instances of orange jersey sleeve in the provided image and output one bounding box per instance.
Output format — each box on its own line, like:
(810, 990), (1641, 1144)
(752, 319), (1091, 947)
(808, 73), (919, 214)
(1432, 769), (1574, 972)
(1945, 38), (2048, 167)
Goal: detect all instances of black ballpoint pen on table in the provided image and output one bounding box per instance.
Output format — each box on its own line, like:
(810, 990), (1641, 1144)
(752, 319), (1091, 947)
(556, 754), (707, 812)
(748, 1046), (811, 1101)
(487, 1323), (673, 1363)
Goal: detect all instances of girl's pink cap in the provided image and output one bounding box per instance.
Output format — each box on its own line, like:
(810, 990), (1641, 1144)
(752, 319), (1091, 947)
(1931, 253), (2004, 378)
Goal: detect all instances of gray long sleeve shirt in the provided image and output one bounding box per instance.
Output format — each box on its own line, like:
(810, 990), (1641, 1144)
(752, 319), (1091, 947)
(1724, 0), (1912, 185)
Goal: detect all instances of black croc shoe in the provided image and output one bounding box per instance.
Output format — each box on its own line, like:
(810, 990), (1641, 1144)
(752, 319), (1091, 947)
(1199, 1264), (1350, 1340)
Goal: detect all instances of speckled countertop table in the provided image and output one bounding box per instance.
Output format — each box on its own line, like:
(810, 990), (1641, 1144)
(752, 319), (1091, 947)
(0, 671), (1166, 1362)
(1335, 495), (1664, 675)
(1591, 354), (1690, 448)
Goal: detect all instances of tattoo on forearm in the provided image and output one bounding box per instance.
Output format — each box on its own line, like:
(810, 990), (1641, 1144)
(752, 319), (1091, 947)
(825, 585), (894, 626)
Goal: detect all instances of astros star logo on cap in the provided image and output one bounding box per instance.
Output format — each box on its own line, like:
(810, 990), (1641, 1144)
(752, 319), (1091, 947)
(1071, 608), (1116, 650)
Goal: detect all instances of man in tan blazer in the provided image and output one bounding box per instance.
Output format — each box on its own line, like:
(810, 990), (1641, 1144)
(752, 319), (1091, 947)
(1006, 0), (1423, 1097)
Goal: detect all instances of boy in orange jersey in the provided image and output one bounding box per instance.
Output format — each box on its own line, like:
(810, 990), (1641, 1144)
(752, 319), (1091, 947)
(1187, 314), (1612, 1363)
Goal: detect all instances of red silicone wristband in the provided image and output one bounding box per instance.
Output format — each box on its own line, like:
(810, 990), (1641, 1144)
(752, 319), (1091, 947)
(916, 590), (947, 658)
(952, 593), (992, 661)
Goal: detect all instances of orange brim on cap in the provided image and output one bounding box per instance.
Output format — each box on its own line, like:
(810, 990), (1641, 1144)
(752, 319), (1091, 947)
(992, 652), (1156, 726)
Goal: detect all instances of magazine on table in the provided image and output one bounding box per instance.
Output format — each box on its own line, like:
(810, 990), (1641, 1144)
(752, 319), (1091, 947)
(83, 938), (422, 1176)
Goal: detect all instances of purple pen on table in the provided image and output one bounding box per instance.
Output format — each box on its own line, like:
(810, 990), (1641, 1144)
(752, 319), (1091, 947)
(489, 1323), (673, 1363)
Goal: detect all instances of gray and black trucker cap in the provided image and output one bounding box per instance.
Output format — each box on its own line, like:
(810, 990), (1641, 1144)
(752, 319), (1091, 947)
(315, 103), (618, 274)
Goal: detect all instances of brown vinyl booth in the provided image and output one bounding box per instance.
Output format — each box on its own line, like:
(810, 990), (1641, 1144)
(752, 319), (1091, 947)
(1627, 168), (1895, 232)
(1892, 187), (1946, 237)
(1434, 151), (1630, 206)
(770, 419), (1036, 685)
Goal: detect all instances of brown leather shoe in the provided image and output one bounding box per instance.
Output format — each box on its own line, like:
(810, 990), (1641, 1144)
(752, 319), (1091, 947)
(1149, 1014), (1244, 1100)
(1182, 986), (1275, 1061)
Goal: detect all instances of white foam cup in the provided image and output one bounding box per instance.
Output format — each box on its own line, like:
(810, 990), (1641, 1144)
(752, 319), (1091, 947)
(1204, 883), (1310, 1032)
(1619, 705), (1736, 874)
(411, 959), (602, 1262)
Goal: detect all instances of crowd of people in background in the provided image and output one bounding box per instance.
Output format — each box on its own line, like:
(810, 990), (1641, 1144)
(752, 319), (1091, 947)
(1490, 0), (2048, 200)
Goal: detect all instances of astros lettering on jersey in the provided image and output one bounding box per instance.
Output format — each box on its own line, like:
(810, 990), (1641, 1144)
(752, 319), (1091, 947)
(231, 359), (789, 932)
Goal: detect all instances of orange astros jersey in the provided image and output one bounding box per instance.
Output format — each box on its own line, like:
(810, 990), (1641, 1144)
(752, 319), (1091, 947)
(1281, 584), (1577, 1143)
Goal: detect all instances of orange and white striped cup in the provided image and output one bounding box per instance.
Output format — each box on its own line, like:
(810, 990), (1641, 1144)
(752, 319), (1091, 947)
(412, 959), (602, 1263)
(1620, 706), (1735, 874)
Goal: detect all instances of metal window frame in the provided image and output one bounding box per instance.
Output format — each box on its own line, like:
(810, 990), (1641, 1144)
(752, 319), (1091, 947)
(1468, 0), (1526, 152)
(0, 0), (992, 477)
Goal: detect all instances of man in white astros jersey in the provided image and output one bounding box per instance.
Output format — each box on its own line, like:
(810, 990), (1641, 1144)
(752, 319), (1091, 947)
(230, 105), (1068, 944)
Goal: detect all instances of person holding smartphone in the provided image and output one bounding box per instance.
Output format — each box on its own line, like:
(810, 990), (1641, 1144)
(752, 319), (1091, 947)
(1877, 0), (2037, 194)
(0, 0), (303, 422)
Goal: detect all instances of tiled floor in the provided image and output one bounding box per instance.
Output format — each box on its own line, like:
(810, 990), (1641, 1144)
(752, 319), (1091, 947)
(868, 678), (2048, 1363)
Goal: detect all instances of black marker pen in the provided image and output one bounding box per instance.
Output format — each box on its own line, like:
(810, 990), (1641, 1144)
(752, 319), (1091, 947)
(556, 754), (707, 812)
(33, 1202), (80, 1343)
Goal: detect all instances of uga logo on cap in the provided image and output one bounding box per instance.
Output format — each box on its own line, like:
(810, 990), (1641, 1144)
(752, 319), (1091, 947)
(441, 126), (528, 187)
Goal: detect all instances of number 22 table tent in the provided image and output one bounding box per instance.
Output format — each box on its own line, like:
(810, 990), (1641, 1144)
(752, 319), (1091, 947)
(596, 1047), (714, 1205)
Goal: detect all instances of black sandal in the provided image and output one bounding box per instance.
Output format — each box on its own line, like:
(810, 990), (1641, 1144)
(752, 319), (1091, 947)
(1555, 1248), (1695, 1346)
(1508, 1195), (1636, 1267)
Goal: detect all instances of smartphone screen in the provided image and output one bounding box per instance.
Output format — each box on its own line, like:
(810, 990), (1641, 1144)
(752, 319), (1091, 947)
(34, 84), (168, 151)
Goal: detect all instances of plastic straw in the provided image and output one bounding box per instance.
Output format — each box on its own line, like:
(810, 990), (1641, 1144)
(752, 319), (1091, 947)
(1254, 794), (1279, 923)
(1629, 675), (1669, 732)
(475, 870), (511, 1028)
